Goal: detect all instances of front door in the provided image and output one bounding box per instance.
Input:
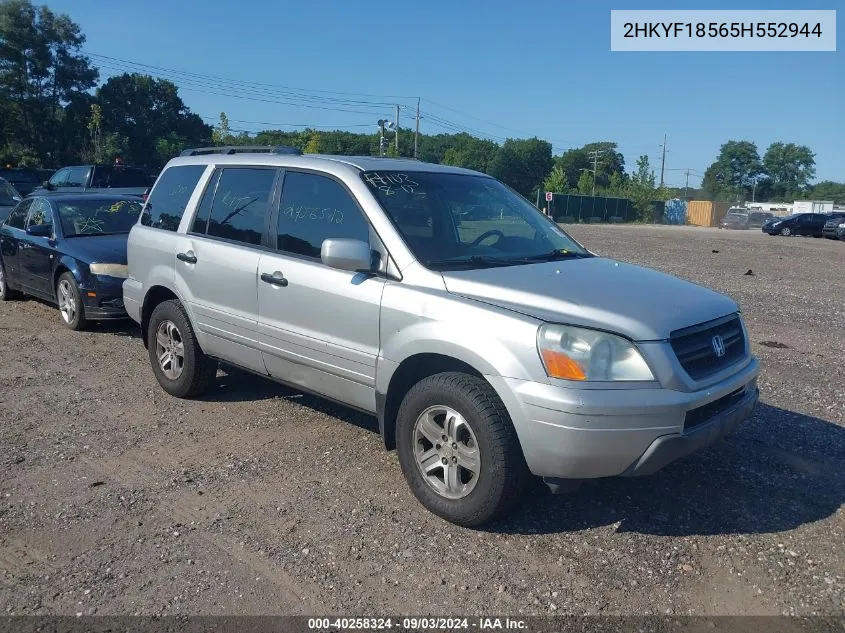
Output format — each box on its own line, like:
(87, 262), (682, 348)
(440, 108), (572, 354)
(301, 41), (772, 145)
(173, 166), (279, 374)
(19, 198), (57, 298)
(257, 170), (384, 413)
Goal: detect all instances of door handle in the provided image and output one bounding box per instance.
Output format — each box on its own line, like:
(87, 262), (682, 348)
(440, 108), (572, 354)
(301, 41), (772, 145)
(261, 272), (288, 287)
(177, 251), (197, 264)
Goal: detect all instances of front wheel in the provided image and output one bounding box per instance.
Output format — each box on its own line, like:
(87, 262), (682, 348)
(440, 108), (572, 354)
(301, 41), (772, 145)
(56, 272), (87, 330)
(147, 299), (218, 398)
(395, 372), (530, 526)
(780, 227), (792, 236)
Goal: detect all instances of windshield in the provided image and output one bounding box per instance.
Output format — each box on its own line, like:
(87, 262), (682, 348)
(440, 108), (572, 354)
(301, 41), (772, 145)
(56, 198), (143, 236)
(361, 171), (590, 269)
(0, 179), (20, 205)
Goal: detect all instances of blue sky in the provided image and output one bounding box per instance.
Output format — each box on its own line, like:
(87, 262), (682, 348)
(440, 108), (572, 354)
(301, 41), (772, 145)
(48, 0), (842, 184)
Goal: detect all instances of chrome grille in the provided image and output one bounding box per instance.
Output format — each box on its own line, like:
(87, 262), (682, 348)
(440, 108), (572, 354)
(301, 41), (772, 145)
(670, 315), (746, 380)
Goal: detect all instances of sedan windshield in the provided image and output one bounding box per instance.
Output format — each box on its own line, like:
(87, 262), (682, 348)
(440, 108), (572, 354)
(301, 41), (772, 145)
(57, 198), (143, 236)
(361, 171), (590, 269)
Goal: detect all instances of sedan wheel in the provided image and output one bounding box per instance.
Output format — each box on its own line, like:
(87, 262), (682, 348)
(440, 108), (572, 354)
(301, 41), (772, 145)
(412, 405), (481, 500)
(780, 227), (792, 236)
(155, 319), (186, 380)
(0, 262), (19, 301)
(56, 272), (87, 331)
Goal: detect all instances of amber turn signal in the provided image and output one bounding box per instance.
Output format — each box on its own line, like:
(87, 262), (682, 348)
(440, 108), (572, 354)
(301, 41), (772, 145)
(540, 349), (587, 381)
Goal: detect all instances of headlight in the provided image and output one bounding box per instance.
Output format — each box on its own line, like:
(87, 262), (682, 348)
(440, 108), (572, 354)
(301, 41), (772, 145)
(89, 263), (129, 278)
(839, 223), (845, 228)
(537, 324), (655, 382)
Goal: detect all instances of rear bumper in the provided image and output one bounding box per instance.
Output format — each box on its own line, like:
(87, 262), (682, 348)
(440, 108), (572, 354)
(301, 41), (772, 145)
(122, 277), (143, 325)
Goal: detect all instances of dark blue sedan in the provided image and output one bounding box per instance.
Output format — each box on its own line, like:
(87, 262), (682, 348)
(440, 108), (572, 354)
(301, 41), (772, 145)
(0, 194), (143, 330)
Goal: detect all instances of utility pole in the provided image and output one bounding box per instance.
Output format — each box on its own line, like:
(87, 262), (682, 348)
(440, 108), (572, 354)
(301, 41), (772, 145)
(414, 98), (420, 160)
(684, 168), (691, 200)
(378, 119), (387, 156)
(659, 133), (667, 188)
(395, 104), (400, 153)
(585, 149), (606, 197)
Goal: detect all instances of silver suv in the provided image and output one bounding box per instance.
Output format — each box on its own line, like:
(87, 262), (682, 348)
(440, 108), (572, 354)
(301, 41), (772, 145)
(124, 146), (759, 526)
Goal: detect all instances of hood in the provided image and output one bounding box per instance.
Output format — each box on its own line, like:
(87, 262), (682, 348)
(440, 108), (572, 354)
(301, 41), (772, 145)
(441, 257), (738, 341)
(61, 233), (129, 265)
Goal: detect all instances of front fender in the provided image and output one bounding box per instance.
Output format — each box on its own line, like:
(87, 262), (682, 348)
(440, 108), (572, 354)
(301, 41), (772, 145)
(377, 283), (548, 394)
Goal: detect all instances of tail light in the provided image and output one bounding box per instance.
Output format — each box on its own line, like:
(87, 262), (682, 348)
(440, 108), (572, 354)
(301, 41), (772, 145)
(142, 188), (150, 202)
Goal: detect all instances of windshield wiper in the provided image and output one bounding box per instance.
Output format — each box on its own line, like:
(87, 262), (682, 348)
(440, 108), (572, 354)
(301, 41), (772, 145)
(426, 255), (519, 269)
(521, 249), (590, 262)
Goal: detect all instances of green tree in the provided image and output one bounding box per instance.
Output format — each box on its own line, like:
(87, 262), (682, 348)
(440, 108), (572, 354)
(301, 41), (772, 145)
(542, 166), (569, 194)
(489, 137), (552, 198)
(702, 140), (762, 201)
(0, 0), (97, 163)
(212, 112), (231, 145)
(577, 170), (594, 195)
(96, 73), (211, 167)
(553, 142), (625, 190)
(762, 142), (816, 199)
(628, 155), (659, 220)
(809, 181), (845, 205)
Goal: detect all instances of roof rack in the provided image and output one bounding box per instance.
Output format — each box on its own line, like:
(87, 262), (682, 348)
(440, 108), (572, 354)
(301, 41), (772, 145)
(179, 145), (302, 157)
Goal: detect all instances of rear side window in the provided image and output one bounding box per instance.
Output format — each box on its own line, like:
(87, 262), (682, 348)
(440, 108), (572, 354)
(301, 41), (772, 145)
(4, 199), (32, 229)
(91, 166), (150, 188)
(276, 171), (370, 258)
(206, 168), (276, 246)
(141, 165), (206, 232)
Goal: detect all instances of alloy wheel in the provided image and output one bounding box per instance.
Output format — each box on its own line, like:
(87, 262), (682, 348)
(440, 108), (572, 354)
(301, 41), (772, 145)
(57, 279), (76, 324)
(412, 405), (481, 500)
(155, 320), (185, 380)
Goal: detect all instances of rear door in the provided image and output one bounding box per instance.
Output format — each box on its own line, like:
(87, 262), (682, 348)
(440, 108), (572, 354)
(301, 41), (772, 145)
(0, 199), (33, 282)
(256, 169), (385, 412)
(174, 165), (279, 374)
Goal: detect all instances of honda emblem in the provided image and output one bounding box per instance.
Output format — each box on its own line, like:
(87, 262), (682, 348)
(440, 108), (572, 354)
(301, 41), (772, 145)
(711, 335), (726, 358)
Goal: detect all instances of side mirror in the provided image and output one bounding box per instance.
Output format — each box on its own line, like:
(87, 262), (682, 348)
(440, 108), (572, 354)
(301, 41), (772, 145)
(42, 180), (54, 190)
(26, 223), (52, 237)
(321, 238), (372, 273)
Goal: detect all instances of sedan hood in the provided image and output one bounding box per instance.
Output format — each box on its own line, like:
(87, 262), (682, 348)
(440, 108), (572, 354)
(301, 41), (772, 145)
(441, 257), (738, 341)
(62, 233), (129, 264)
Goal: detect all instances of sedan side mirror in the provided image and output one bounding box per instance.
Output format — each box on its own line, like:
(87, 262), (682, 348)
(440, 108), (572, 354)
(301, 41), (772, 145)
(321, 238), (372, 273)
(42, 180), (54, 190)
(26, 223), (53, 237)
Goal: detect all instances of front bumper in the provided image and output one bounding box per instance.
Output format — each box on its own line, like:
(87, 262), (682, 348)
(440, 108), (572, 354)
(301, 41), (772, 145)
(488, 356), (759, 479)
(81, 275), (128, 320)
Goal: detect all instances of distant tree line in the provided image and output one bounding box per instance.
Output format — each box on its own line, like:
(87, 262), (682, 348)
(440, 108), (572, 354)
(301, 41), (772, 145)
(1, 0), (841, 222)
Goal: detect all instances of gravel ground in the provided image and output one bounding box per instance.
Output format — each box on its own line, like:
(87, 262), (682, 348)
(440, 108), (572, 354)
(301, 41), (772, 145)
(0, 224), (843, 617)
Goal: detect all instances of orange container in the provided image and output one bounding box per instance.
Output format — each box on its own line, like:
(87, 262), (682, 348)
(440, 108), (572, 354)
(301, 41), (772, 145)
(686, 201), (732, 227)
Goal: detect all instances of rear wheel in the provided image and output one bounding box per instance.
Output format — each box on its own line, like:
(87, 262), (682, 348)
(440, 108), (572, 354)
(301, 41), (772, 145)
(0, 261), (20, 301)
(395, 372), (530, 527)
(56, 272), (87, 331)
(147, 299), (217, 398)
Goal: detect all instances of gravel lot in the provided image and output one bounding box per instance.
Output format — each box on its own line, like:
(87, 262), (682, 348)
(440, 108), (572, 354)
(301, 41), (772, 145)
(1, 224), (843, 617)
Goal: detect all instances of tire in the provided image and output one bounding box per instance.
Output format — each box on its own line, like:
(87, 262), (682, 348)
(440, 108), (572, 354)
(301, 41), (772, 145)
(780, 227), (792, 236)
(395, 372), (530, 527)
(56, 272), (87, 331)
(0, 260), (20, 301)
(147, 299), (217, 398)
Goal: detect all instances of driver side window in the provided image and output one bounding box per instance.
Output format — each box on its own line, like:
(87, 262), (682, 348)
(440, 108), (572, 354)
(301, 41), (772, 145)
(49, 168), (69, 187)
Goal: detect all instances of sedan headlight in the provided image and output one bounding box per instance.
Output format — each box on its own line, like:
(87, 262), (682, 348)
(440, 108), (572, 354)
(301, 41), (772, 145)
(839, 223), (845, 228)
(89, 263), (129, 278)
(538, 324), (655, 381)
